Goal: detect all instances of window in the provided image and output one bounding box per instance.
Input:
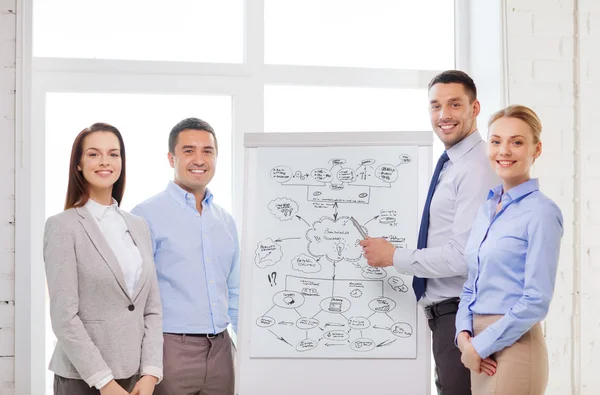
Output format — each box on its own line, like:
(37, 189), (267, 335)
(265, 0), (454, 69)
(33, 0), (244, 63)
(265, 86), (430, 133)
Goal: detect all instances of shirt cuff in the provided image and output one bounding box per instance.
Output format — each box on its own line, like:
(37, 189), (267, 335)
(454, 325), (473, 347)
(141, 366), (163, 384)
(392, 248), (416, 275)
(470, 330), (496, 360)
(94, 374), (114, 389)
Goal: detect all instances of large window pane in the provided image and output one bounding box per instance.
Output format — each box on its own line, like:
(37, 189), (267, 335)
(44, 92), (232, 394)
(265, 0), (454, 69)
(264, 85), (431, 133)
(34, 0), (243, 63)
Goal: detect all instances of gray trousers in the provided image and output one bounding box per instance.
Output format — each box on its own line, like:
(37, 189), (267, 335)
(54, 375), (137, 395)
(429, 312), (472, 395)
(154, 331), (234, 395)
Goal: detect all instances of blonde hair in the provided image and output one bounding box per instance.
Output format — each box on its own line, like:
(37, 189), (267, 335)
(488, 105), (542, 144)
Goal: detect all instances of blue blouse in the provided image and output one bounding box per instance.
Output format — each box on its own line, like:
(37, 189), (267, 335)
(455, 178), (563, 359)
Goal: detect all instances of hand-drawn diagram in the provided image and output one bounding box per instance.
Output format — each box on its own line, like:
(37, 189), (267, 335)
(251, 146), (419, 359)
(271, 156), (411, 204)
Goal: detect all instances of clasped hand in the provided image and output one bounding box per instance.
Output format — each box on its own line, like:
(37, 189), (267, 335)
(457, 331), (497, 376)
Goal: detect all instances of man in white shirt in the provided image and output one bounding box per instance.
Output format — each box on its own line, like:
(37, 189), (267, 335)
(360, 70), (499, 395)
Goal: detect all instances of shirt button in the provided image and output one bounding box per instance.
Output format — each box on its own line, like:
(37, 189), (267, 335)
(210, 280), (214, 284)
(212, 303), (216, 307)
(128, 304), (135, 311)
(207, 258), (211, 263)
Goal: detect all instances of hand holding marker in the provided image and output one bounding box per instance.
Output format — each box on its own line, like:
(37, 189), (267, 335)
(350, 216), (368, 239)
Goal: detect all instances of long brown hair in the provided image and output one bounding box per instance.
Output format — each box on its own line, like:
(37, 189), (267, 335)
(64, 123), (126, 210)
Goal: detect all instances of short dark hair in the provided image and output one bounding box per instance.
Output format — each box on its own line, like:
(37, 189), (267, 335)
(65, 122), (126, 210)
(428, 70), (477, 103)
(168, 118), (218, 154)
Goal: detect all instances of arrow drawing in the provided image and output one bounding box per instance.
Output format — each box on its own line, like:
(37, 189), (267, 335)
(296, 215), (310, 227)
(373, 325), (391, 330)
(364, 215), (380, 225)
(274, 237), (301, 242)
(376, 339), (397, 348)
(268, 329), (293, 346)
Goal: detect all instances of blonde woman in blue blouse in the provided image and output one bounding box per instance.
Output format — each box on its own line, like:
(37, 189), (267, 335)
(455, 105), (563, 395)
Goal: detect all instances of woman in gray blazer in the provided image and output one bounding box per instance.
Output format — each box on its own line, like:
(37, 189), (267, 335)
(44, 123), (163, 395)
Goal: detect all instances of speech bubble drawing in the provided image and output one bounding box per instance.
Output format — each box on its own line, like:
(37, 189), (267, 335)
(361, 266), (387, 279)
(336, 168), (356, 183)
(254, 238), (283, 268)
(296, 339), (318, 352)
(306, 217), (364, 263)
(256, 316), (275, 328)
(350, 338), (375, 352)
(267, 198), (299, 221)
(324, 330), (350, 341)
(375, 164), (398, 183)
(273, 290), (305, 309)
(311, 168), (333, 183)
(388, 276), (409, 293)
(348, 316), (371, 330)
(292, 254), (322, 274)
(296, 317), (320, 330)
(391, 322), (413, 338)
(271, 166), (293, 183)
(368, 297), (397, 313)
(399, 154), (412, 164)
(320, 296), (351, 314)
(329, 158), (347, 165)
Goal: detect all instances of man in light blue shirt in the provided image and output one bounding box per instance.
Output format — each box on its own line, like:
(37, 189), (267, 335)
(132, 118), (240, 395)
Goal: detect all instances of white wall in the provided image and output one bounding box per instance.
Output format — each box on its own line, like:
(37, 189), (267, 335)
(578, 0), (600, 393)
(505, 0), (598, 394)
(0, 0), (16, 394)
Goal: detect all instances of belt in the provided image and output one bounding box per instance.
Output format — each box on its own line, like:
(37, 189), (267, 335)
(424, 297), (460, 320)
(165, 331), (224, 339)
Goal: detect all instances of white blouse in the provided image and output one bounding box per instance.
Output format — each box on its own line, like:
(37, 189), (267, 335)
(84, 198), (142, 298)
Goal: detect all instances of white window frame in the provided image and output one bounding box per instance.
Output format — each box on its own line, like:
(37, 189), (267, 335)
(13, 1), (496, 394)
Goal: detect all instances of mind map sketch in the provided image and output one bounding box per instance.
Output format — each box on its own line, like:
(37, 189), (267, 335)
(250, 146), (419, 359)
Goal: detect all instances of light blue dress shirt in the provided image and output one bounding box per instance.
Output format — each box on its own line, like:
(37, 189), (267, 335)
(131, 181), (240, 334)
(455, 178), (563, 359)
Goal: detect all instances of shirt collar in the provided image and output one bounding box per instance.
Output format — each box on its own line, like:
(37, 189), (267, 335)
(165, 180), (214, 209)
(84, 198), (118, 221)
(487, 178), (540, 202)
(446, 130), (483, 164)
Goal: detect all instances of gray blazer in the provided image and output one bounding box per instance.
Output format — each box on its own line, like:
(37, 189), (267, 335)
(44, 206), (163, 386)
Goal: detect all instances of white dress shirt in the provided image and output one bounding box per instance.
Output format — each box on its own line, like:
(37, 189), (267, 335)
(392, 131), (500, 305)
(85, 198), (143, 298)
(84, 198), (143, 389)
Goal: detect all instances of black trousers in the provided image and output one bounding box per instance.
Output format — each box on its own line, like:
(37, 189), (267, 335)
(54, 375), (137, 395)
(428, 311), (472, 395)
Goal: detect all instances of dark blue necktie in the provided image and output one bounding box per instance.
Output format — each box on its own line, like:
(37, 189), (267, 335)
(412, 151), (449, 301)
